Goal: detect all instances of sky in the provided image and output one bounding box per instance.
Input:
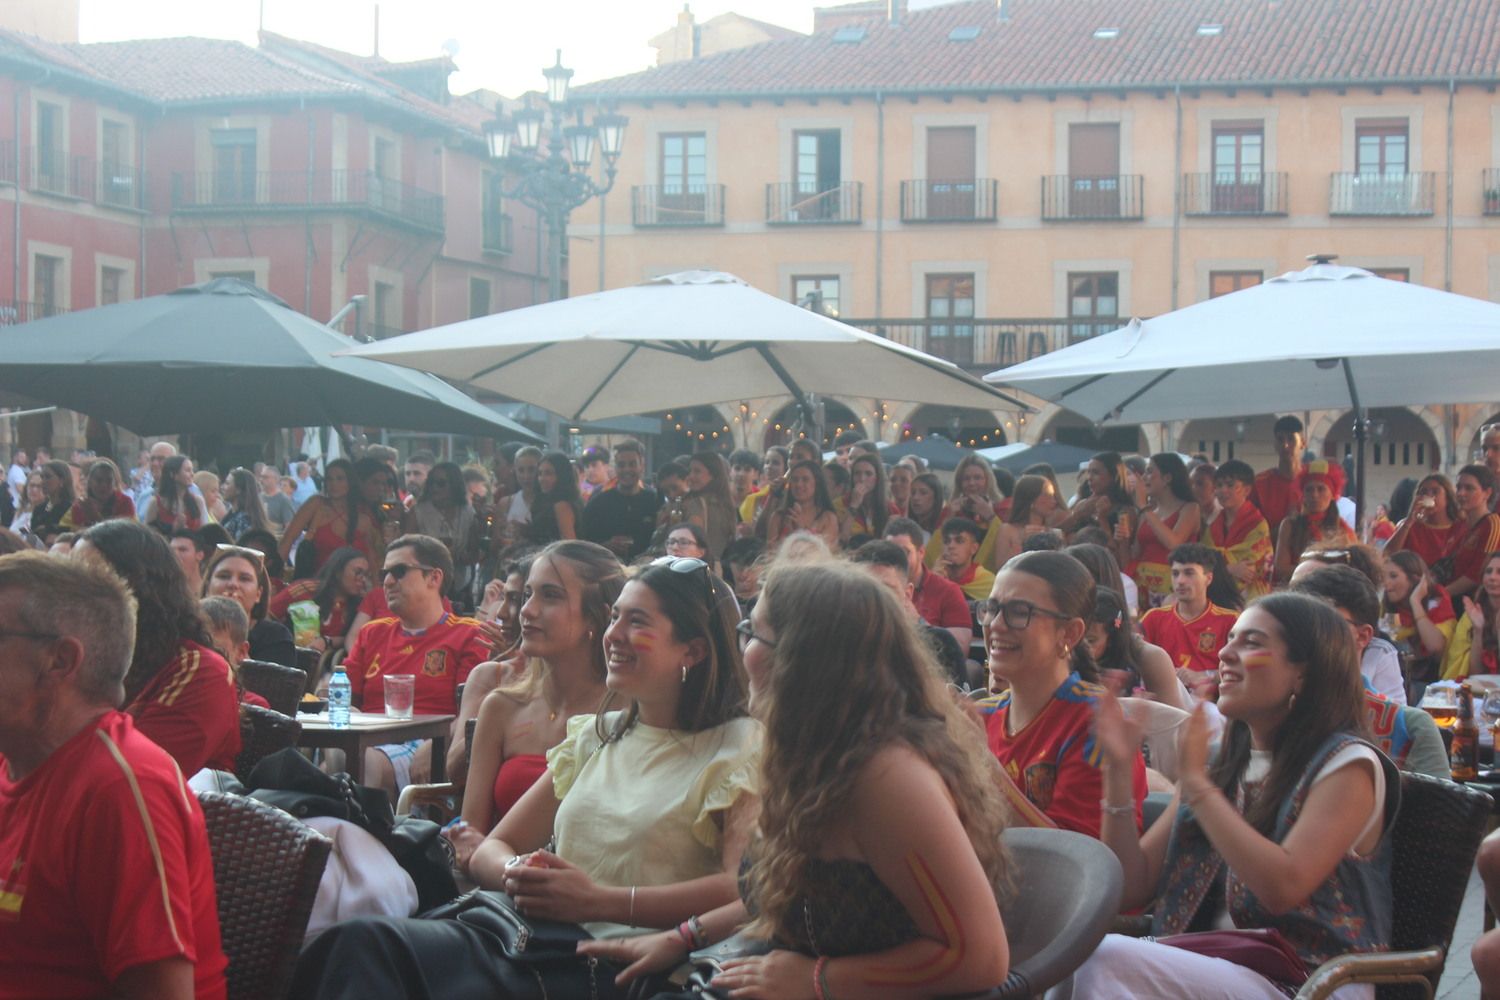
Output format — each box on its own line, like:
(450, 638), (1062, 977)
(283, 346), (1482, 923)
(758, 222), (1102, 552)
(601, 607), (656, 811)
(76, 0), (874, 98)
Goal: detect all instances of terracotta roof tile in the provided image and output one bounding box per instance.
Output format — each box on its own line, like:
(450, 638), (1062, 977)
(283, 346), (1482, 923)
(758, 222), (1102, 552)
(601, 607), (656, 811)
(581, 0), (1500, 99)
(63, 37), (358, 102)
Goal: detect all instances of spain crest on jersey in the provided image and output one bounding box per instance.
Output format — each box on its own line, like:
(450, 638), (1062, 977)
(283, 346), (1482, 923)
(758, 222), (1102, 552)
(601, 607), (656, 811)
(1198, 630), (1218, 652)
(422, 649), (448, 677)
(1023, 762), (1057, 811)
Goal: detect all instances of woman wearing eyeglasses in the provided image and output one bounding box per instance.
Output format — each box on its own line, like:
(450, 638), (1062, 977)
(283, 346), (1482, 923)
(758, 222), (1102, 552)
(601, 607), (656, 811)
(74, 519), (241, 776)
(978, 550), (1147, 837)
(291, 552), (759, 1000)
(447, 541), (622, 872)
(202, 544), (297, 667)
(27, 459), (76, 547)
(577, 559), (1011, 998)
(268, 546), (371, 655)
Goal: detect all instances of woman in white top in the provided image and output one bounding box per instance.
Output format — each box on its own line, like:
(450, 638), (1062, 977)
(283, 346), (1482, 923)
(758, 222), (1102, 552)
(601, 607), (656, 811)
(290, 556), (758, 999)
(1057, 593), (1400, 1000)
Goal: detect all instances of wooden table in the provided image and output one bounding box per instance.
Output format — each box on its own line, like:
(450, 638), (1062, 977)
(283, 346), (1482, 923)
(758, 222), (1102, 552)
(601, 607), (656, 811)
(296, 711), (455, 785)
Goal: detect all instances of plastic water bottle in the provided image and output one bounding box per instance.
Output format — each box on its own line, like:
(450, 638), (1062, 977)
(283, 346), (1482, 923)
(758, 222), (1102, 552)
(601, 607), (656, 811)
(328, 665), (351, 729)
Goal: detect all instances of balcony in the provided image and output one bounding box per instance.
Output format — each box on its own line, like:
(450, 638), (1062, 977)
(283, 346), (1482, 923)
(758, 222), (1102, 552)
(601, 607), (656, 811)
(482, 212), (513, 254)
(1484, 169), (1500, 216)
(1182, 172), (1288, 216)
(1329, 172), (1434, 216)
(19, 147), (146, 210)
(632, 184), (725, 227)
(899, 179), (998, 223)
(170, 170), (444, 234)
(765, 182), (862, 225)
(845, 317), (1111, 370)
(1042, 175), (1144, 221)
(0, 300), (67, 325)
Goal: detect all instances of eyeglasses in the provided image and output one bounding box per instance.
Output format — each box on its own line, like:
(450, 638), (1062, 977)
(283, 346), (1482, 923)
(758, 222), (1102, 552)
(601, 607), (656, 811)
(381, 563), (436, 581)
(215, 544), (265, 565)
(665, 537), (700, 550)
(976, 598), (1074, 630)
(735, 618), (776, 652)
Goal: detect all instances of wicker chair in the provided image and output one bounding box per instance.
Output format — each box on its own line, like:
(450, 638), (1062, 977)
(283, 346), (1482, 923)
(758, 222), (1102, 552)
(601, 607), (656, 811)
(1296, 771), (1491, 999)
(954, 827), (1124, 999)
(234, 704), (302, 784)
(295, 646), (324, 691)
(238, 660), (308, 717)
(197, 790), (332, 1000)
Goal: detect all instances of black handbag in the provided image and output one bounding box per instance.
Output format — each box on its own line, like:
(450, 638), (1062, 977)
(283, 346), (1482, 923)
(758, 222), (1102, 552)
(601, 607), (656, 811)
(420, 888), (593, 965)
(653, 932), (773, 999)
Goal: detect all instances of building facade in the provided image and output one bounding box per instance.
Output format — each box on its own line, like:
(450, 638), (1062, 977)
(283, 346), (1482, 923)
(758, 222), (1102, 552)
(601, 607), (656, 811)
(576, 0), (1500, 501)
(0, 27), (551, 461)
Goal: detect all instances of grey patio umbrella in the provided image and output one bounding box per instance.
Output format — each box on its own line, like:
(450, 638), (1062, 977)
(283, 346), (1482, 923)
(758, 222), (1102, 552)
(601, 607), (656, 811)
(0, 279), (540, 441)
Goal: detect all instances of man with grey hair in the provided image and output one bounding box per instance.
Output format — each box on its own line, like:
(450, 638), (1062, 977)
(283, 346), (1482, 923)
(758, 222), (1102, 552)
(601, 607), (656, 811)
(0, 551), (226, 998)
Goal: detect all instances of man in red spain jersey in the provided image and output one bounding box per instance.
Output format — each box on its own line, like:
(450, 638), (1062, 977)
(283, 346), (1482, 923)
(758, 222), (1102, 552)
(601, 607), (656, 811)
(344, 534), (489, 796)
(1140, 543), (1238, 698)
(0, 552), (225, 1000)
(1251, 415), (1307, 540)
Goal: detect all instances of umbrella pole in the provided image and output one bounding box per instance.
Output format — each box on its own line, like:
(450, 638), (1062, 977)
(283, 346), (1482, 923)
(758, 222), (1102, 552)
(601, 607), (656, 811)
(1340, 359), (1367, 531)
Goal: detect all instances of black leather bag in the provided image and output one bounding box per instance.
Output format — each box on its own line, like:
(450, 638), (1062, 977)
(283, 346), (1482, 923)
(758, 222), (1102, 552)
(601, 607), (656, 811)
(419, 888), (593, 966)
(652, 932), (773, 999)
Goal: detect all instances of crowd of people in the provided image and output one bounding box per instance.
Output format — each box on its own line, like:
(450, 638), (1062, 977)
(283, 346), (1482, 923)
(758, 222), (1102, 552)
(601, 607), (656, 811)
(4, 416), (1500, 998)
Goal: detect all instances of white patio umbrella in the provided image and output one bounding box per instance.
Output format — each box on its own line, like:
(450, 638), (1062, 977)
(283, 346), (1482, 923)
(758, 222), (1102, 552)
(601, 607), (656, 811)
(343, 271), (1026, 425)
(985, 261), (1500, 516)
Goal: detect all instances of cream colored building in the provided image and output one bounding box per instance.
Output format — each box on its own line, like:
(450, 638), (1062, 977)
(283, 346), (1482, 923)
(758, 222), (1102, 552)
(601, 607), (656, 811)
(575, 0), (1500, 503)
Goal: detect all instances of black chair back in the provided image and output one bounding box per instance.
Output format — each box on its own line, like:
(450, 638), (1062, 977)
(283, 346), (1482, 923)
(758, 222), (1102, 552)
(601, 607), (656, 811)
(238, 660), (308, 717)
(1380, 772), (1491, 999)
(197, 790), (331, 1000)
(234, 704), (302, 785)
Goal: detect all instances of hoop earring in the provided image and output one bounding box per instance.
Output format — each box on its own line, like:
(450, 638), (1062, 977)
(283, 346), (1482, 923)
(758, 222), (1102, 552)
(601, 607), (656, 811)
(681, 664), (688, 684)
(1288, 691), (1297, 710)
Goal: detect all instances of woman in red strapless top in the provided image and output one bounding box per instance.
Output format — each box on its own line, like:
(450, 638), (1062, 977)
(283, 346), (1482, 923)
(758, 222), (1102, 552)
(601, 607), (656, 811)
(444, 540), (623, 874)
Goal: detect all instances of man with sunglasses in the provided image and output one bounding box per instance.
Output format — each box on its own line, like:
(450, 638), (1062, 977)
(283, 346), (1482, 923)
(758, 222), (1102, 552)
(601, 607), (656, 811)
(342, 535), (489, 796)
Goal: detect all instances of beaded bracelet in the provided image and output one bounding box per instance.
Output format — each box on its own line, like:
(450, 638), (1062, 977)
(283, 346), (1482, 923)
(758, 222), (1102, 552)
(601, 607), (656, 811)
(677, 921), (696, 950)
(813, 955), (833, 1000)
(687, 914), (709, 949)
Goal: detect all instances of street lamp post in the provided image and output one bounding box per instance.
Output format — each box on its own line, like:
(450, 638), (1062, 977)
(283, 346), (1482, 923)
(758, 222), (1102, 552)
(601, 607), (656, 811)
(485, 50), (627, 304)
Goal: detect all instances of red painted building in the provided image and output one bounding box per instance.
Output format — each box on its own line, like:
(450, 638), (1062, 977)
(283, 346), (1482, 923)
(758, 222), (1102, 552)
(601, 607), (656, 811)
(0, 28), (551, 457)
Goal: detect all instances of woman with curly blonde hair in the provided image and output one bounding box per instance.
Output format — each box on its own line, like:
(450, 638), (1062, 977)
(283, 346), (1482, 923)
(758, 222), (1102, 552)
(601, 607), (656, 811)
(582, 560), (1011, 998)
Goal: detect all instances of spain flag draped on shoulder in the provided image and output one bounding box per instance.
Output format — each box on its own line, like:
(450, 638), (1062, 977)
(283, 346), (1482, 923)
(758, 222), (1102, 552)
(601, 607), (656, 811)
(1203, 502), (1272, 600)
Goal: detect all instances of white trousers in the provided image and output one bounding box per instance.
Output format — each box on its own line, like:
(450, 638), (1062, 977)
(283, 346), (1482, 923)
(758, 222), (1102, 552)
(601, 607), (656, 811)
(1048, 934), (1372, 1000)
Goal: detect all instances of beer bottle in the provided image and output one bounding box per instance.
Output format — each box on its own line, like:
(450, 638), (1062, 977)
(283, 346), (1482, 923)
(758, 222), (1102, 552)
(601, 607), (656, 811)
(1452, 682), (1480, 781)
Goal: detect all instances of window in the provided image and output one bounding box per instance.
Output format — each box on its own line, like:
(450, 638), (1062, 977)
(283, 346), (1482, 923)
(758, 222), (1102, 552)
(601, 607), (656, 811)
(99, 120), (137, 208)
(924, 126), (978, 219)
(925, 273), (975, 366)
(793, 129), (841, 219)
(209, 270), (256, 283)
(1356, 120), (1408, 176)
(1067, 123), (1121, 217)
(659, 132), (706, 217)
(100, 266), (125, 306)
(1068, 272), (1118, 338)
(482, 173), (510, 252)
(469, 277), (491, 319)
(791, 275), (840, 317)
(211, 129), (257, 204)
(35, 102), (63, 193)
(33, 255), (61, 317)
(1369, 268), (1409, 282)
(1209, 270), (1261, 298)
(1211, 122), (1264, 212)
(373, 281), (396, 339)
(370, 137), (399, 214)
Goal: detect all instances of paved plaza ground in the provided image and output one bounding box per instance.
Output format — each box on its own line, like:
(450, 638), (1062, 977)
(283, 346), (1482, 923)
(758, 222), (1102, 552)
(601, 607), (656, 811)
(1440, 864), (1485, 999)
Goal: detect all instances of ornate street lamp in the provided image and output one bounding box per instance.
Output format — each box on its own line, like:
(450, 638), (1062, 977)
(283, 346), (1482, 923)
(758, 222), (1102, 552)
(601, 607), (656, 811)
(485, 50), (627, 302)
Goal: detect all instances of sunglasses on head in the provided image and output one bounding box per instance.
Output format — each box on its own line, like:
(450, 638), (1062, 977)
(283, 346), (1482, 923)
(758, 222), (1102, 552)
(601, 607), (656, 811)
(215, 543), (265, 565)
(651, 555), (714, 600)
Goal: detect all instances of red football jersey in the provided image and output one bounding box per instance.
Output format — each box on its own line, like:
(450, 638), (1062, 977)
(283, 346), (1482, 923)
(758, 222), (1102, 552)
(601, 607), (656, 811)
(1141, 603), (1239, 677)
(345, 613), (488, 715)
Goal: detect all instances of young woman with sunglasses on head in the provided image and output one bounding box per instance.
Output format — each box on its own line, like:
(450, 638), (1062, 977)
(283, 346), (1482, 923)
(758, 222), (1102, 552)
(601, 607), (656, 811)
(978, 550), (1147, 837)
(201, 543), (297, 667)
(580, 559), (1011, 998)
(1069, 593), (1399, 1000)
(293, 552), (758, 999)
(447, 542), (623, 870)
